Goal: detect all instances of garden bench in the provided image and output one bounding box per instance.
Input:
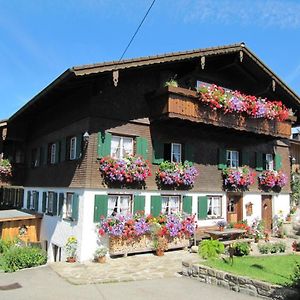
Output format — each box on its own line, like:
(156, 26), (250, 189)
(192, 226), (219, 245)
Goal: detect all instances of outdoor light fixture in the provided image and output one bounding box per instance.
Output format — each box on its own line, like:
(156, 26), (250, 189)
(83, 131), (90, 143)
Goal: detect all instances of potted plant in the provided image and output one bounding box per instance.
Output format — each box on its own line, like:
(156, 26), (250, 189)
(65, 236), (77, 262)
(153, 236), (168, 256)
(94, 245), (108, 263)
(216, 220), (227, 231)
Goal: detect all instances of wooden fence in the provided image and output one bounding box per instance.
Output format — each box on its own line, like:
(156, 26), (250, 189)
(0, 186), (24, 210)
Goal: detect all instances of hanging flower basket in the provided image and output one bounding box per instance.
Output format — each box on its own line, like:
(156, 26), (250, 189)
(0, 159), (12, 183)
(258, 170), (287, 191)
(197, 84), (289, 121)
(222, 166), (255, 191)
(99, 156), (151, 186)
(156, 161), (198, 189)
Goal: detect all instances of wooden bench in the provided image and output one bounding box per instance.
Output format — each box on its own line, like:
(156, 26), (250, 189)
(192, 226), (219, 245)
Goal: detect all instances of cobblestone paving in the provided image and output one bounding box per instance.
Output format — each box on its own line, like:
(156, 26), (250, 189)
(50, 250), (199, 285)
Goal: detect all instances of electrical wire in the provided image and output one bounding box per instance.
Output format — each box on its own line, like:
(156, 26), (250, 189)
(118, 0), (156, 62)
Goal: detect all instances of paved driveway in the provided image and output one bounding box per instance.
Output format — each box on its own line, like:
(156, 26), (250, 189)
(0, 266), (255, 300)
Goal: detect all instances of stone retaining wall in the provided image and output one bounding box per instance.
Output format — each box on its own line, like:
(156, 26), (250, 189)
(182, 261), (298, 299)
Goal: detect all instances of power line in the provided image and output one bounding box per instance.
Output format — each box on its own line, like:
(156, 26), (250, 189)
(118, 0), (156, 62)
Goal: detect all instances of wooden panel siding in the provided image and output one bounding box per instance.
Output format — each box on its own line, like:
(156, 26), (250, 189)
(148, 86), (293, 139)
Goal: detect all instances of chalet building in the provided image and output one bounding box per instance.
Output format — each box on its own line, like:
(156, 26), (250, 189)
(2, 43), (300, 261)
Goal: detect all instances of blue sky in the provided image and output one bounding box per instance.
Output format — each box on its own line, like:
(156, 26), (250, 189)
(1, 0), (300, 120)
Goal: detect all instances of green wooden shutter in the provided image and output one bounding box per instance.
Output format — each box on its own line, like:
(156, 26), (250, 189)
(34, 192), (39, 211)
(76, 134), (83, 159)
(27, 191), (31, 209)
(198, 196), (208, 220)
(58, 193), (64, 216)
(72, 193), (79, 221)
(218, 148), (227, 169)
(184, 144), (194, 162)
(275, 154), (282, 170)
(136, 137), (148, 159)
(53, 192), (58, 215)
(94, 195), (108, 222)
(242, 151), (250, 166)
(152, 140), (164, 165)
(60, 138), (66, 162)
(255, 152), (264, 171)
(133, 195), (146, 213)
(42, 192), (47, 212)
(55, 142), (60, 164)
(183, 196), (192, 214)
(97, 132), (112, 157)
(151, 195), (162, 217)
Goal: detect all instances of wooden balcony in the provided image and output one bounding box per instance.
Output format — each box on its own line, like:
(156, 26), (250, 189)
(147, 86), (294, 138)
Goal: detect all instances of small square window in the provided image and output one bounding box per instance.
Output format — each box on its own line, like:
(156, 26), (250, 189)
(50, 144), (56, 164)
(265, 154), (274, 171)
(171, 143), (182, 163)
(64, 193), (73, 219)
(226, 150), (239, 168)
(108, 195), (132, 216)
(69, 137), (77, 160)
(111, 136), (133, 159)
(47, 192), (55, 214)
(207, 196), (222, 218)
(162, 195), (181, 214)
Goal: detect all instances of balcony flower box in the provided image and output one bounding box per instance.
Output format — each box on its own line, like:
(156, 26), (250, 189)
(0, 159), (12, 183)
(156, 161), (198, 189)
(258, 170), (287, 191)
(99, 156), (151, 187)
(222, 166), (255, 191)
(98, 213), (195, 256)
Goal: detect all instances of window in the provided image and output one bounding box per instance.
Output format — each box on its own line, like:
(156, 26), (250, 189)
(69, 137), (77, 160)
(108, 195), (132, 216)
(47, 192), (55, 214)
(111, 136), (133, 159)
(31, 148), (40, 167)
(265, 154), (274, 171)
(50, 143), (56, 164)
(171, 143), (182, 163)
(162, 195), (181, 214)
(31, 191), (39, 210)
(64, 193), (73, 219)
(207, 196), (222, 218)
(226, 150), (239, 168)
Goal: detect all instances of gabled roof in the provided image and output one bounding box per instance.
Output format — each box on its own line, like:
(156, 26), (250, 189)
(9, 43), (300, 121)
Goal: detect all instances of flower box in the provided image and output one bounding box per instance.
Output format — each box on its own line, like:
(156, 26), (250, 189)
(258, 170), (287, 191)
(222, 166), (255, 191)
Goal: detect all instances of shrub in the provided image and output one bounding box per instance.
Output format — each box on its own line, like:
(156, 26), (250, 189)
(270, 244), (278, 254)
(275, 242), (286, 253)
(198, 239), (224, 259)
(0, 246), (47, 272)
(232, 242), (250, 256)
(258, 243), (270, 254)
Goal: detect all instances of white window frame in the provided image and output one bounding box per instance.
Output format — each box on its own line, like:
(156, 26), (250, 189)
(110, 135), (133, 159)
(207, 196), (222, 218)
(64, 193), (73, 219)
(50, 143), (56, 164)
(29, 192), (34, 210)
(226, 150), (239, 168)
(47, 192), (55, 214)
(265, 153), (274, 171)
(108, 194), (132, 216)
(161, 195), (181, 214)
(171, 143), (182, 163)
(69, 137), (77, 160)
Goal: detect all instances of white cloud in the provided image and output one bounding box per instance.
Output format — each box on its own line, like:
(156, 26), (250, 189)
(181, 0), (300, 29)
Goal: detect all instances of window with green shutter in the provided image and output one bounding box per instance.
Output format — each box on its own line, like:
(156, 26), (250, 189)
(94, 195), (108, 222)
(184, 144), (194, 162)
(55, 142), (60, 164)
(256, 152), (263, 171)
(42, 192), (47, 212)
(150, 195), (162, 217)
(52, 192), (58, 215)
(58, 193), (64, 216)
(218, 148), (227, 169)
(97, 132), (112, 157)
(152, 140), (164, 165)
(136, 137), (148, 159)
(33, 191), (39, 211)
(241, 151), (250, 166)
(274, 154), (282, 170)
(198, 196), (208, 220)
(133, 195), (145, 213)
(60, 138), (66, 162)
(183, 196), (192, 214)
(27, 191), (31, 209)
(72, 193), (79, 221)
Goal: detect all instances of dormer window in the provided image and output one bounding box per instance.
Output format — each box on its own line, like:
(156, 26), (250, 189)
(111, 135), (133, 159)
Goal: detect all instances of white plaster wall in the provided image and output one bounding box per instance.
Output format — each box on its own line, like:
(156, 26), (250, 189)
(242, 193), (262, 225)
(273, 193), (290, 219)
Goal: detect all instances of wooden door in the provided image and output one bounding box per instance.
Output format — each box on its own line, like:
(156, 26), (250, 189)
(262, 195), (272, 231)
(227, 194), (243, 223)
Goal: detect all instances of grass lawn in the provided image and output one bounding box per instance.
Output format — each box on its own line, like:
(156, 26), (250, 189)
(203, 254), (300, 285)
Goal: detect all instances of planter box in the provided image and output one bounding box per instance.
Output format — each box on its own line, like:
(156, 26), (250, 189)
(109, 235), (189, 256)
(147, 86), (294, 139)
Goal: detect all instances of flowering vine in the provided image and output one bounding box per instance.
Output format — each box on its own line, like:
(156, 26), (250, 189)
(198, 84), (289, 122)
(222, 166), (255, 191)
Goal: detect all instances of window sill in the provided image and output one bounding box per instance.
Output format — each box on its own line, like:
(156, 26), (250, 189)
(63, 217), (74, 222)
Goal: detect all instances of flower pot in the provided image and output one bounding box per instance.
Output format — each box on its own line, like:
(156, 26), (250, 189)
(156, 249), (164, 256)
(219, 226), (224, 232)
(97, 256), (106, 263)
(254, 236), (259, 243)
(66, 257), (76, 263)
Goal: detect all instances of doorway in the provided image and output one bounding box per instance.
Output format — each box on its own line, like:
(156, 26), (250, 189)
(227, 194), (243, 223)
(261, 195), (273, 231)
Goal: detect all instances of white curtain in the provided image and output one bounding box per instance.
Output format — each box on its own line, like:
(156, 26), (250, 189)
(111, 136), (121, 158)
(122, 137), (133, 157)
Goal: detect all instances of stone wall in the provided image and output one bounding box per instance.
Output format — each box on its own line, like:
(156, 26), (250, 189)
(182, 261), (298, 299)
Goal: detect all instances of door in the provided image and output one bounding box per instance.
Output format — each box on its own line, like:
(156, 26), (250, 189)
(227, 194), (243, 223)
(262, 195), (272, 231)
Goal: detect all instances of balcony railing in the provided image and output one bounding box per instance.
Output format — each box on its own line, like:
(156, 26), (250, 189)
(147, 86), (294, 138)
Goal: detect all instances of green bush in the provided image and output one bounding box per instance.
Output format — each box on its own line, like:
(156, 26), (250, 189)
(258, 243), (270, 254)
(275, 242), (286, 253)
(270, 244), (278, 254)
(198, 239), (225, 259)
(0, 238), (20, 254)
(232, 242), (250, 256)
(0, 246), (47, 272)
